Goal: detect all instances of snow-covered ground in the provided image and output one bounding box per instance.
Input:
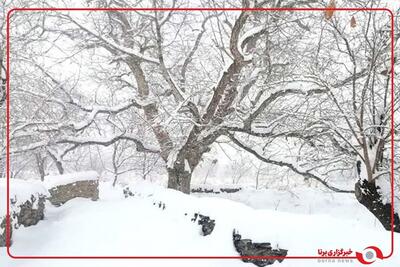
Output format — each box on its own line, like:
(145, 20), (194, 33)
(1, 179), (399, 267)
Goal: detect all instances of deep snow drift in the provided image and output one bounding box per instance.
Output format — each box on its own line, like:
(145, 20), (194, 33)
(0, 179), (399, 267)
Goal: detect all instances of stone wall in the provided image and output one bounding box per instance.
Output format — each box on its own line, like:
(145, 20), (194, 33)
(1, 175), (99, 247)
(48, 180), (99, 207)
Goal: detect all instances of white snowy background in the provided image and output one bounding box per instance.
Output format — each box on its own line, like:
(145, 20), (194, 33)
(0, 0), (399, 266)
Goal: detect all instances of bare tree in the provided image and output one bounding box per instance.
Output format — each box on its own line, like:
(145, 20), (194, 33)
(4, 0), (399, 233)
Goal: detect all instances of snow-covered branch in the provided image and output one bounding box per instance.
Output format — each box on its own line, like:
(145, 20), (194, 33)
(227, 133), (354, 193)
(66, 14), (159, 65)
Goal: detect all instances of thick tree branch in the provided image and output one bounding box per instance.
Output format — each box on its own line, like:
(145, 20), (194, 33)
(244, 88), (328, 129)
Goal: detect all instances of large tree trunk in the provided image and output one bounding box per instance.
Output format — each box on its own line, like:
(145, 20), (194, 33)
(355, 180), (400, 233)
(167, 167), (192, 194)
(166, 144), (206, 194)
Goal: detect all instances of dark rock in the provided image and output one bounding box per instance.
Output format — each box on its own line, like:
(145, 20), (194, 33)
(1, 193), (46, 247)
(233, 230), (288, 266)
(153, 201), (166, 210)
(123, 187), (135, 198)
(16, 194), (46, 227)
(191, 213), (198, 222)
(192, 213), (215, 236)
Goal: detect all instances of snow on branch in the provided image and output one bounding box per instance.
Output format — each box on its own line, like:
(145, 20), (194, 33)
(180, 13), (221, 91)
(239, 25), (268, 56)
(227, 133), (354, 193)
(9, 134), (159, 156)
(71, 100), (144, 131)
(154, 14), (186, 102)
(66, 14), (159, 65)
(56, 134), (159, 154)
(243, 88), (328, 129)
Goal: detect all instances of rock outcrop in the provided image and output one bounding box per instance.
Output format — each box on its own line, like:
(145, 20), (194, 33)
(191, 213), (215, 236)
(15, 194), (46, 227)
(1, 192), (46, 247)
(233, 230), (288, 266)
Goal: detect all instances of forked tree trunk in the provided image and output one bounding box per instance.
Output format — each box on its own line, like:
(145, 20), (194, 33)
(355, 179), (400, 233)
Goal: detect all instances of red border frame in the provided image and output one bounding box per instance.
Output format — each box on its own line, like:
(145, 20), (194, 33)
(5, 6), (396, 262)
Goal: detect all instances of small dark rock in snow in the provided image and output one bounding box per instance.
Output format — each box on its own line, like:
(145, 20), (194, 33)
(154, 201), (166, 210)
(191, 213), (198, 222)
(233, 230), (288, 267)
(123, 187), (134, 198)
(192, 213), (215, 236)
